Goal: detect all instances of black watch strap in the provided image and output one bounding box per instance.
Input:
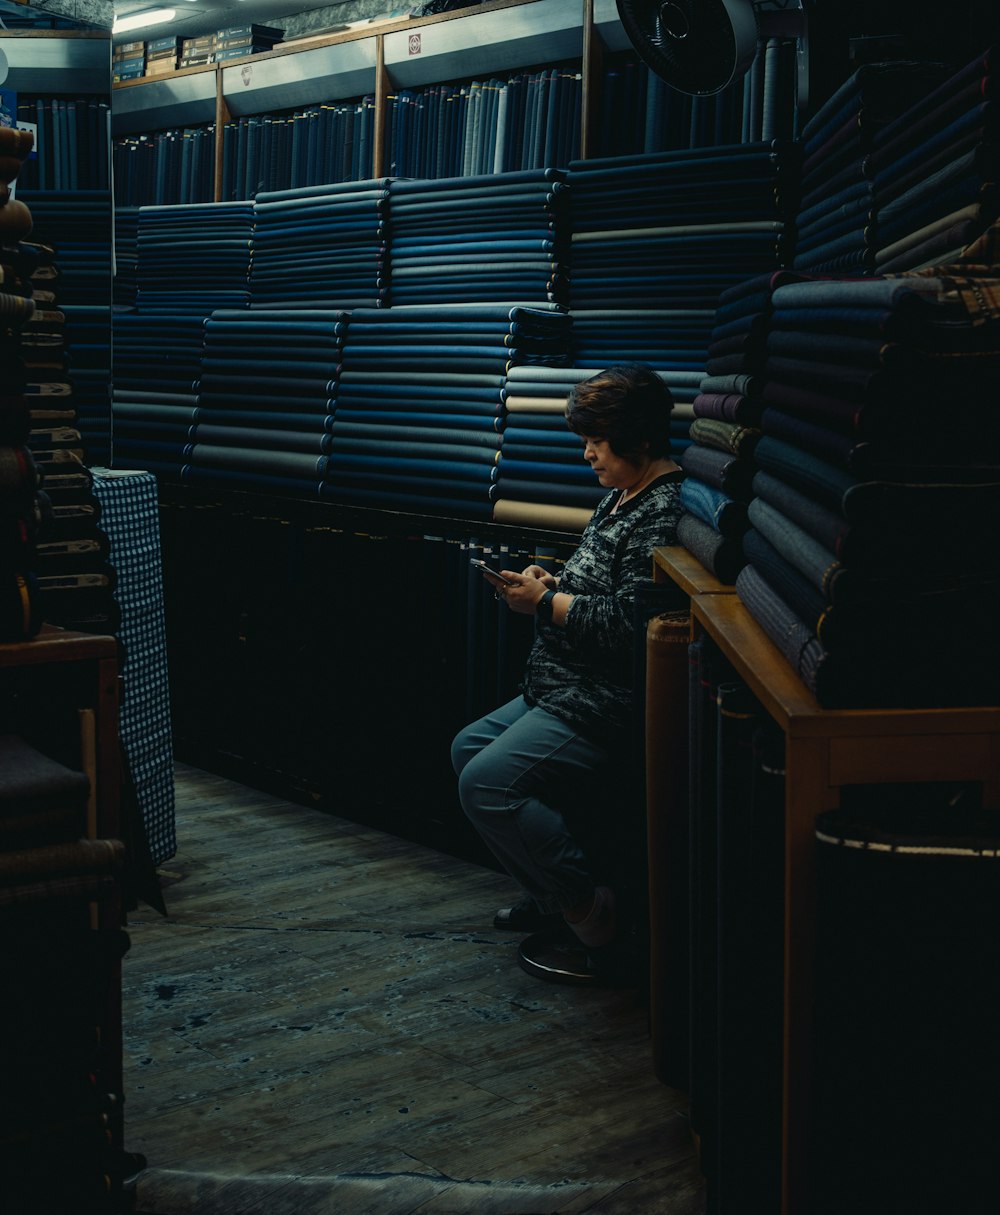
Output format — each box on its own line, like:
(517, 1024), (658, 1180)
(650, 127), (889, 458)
(536, 589), (557, 622)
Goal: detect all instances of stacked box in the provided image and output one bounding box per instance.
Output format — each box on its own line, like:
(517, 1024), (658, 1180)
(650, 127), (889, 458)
(144, 34), (180, 78)
(179, 33), (218, 69)
(214, 23), (284, 63)
(112, 39), (145, 83)
(177, 26), (283, 69)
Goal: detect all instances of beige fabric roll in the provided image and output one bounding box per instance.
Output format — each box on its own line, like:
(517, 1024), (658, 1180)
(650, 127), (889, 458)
(492, 499), (592, 533)
(504, 395), (567, 413)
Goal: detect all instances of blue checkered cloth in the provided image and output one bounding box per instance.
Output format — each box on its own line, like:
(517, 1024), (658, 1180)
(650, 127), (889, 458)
(92, 469), (175, 864)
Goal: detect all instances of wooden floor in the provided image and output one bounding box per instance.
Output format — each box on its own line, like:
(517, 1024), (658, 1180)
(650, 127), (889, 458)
(122, 764), (706, 1215)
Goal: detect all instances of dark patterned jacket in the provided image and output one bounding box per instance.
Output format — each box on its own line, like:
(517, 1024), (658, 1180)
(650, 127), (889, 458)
(521, 470), (684, 744)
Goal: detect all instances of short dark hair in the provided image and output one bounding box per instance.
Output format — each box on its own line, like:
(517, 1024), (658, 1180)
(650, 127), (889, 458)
(565, 363), (674, 460)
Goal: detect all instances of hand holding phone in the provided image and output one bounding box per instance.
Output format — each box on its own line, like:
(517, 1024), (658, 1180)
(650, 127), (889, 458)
(470, 558), (516, 586)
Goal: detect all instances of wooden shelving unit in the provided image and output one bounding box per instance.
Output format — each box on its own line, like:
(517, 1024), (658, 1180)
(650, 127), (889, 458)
(109, 0), (633, 191)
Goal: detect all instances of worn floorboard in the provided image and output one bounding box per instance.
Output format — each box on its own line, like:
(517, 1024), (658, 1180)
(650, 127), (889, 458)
(124, 764), (706, 1214)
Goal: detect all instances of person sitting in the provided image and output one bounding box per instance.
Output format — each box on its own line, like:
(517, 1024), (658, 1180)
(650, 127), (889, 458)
(450, 363), (684, 968)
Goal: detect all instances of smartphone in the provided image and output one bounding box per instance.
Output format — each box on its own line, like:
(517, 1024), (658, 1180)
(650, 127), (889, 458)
(470, 558), (516, 585)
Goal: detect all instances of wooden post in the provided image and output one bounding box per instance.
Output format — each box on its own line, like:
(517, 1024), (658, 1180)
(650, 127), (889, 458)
(215, 68), (230, 202)
(373, 35), (390, 178)
(580, 0), (605, 160)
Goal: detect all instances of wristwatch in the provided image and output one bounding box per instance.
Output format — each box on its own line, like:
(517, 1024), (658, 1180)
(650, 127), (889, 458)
(536, 589), (557, 623)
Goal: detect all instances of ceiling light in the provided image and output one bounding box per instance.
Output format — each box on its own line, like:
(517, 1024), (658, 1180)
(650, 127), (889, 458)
(112, 8), (177, 34)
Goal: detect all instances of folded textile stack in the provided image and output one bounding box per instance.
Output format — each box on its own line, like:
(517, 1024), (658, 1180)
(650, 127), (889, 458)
(113, 206), (139, 309)
(737, 264), (1000, 708)
(567, 144), (798, 309)
(31, 461), (116, 636)
(387, 170), (569, 305)
(112, 201), (254, 474)
(250, 179), (388, 308)
(221, 99), (376, 199)
(134, 201), (254, 315)
(17, 192), (113, 465)
(55, 304), (112, 466)
(325, 303), (572, 519)
(182, 307), (350, 495)
(111, 312), (206, 477)
(869, 46), (1000, 273)
(1, 233), (117, 636)
(16, 192), (113, 306)
(792, 61), (951, 276)
(569, 308), (713, 454)
(678, 270), (804, 583)
(0, 427), (43, 643)
(494, 365), (628, 533)
(0, 149), (45, 641)
(384, 70), (582, 178)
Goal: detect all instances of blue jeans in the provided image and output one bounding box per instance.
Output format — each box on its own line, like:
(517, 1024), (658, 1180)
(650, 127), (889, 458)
(451, 695), (611, 913)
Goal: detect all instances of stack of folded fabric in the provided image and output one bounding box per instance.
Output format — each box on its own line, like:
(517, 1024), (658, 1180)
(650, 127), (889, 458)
(134, 201), (254, 315)
(16, 192), (113, 465)
(111, 312), (205, 477)
(869, 46), (1000, 274)
(1, 136), (116, 638)
(325, 303), (572, 519)
(113, 206), (139, 308)
(570, 307), (715, 375)
(678, 270), (804, 583)
(568, 144), (799, 309)
(182, 307), (350, 496)
(569, 308), (714, 457)
(494, 365), (619, 533)
(21, 249), (117, 636)
(16, 192), (113, 306)
(55, 303), (112, 466)
(792, 61), (951, 276)
(387, 170), (570, 306)
(0, 140), (45, 641)
(113, 201), (254, 476)
(736, 262), (1000, 708)
(250, 179), (388, 308)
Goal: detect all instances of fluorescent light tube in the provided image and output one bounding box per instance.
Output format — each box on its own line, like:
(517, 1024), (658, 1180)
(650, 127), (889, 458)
(112, 8), (177, 34)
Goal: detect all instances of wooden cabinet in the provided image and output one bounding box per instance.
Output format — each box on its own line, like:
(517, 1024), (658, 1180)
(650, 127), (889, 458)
(649, 545), (1000, 1214)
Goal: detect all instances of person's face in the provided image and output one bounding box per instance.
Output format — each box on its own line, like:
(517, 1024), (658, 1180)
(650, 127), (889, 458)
(580, 435), (645, 491)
